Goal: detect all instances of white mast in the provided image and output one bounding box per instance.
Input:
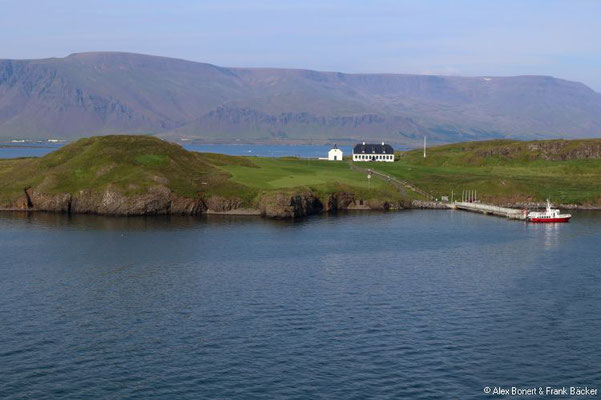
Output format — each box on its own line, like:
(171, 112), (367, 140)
(423, 136), (427, 158)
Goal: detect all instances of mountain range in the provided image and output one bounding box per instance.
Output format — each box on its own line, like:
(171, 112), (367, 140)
(1, 52), (601, 144)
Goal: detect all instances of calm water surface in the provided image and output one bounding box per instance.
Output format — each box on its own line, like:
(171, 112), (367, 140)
(0, 144), (64, 159)
(1, 210), (600, 399)
(0, 144), (357, 159)
(0, 143), (412, 159)
(182, 144), (355, 158)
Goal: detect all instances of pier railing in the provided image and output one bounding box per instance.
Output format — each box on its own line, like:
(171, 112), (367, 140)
(454, 202), (527, 220)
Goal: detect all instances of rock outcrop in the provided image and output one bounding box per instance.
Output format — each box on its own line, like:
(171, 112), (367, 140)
(527, 141), (601, 160)
(326, 192), (356, 211)
(411, 200), (451, 209)
(476, 140), (601, 161)
(204, 196), (242, 213)
(28, 189), (71, 213)
(259, 192), (324, 218)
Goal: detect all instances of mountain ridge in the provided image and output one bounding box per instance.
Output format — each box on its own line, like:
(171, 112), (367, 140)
(1, 51), (600, 144)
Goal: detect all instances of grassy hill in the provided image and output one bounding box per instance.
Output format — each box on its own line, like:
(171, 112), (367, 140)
(0, 135), (404, 214)
(369, 139), (601, 205)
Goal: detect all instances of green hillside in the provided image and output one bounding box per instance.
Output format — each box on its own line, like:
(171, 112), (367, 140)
(370, 139), (601, 205)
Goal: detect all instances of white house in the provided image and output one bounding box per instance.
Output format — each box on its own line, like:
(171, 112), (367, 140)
(352, 142), (395, 162)
(328, 144), (343, 161)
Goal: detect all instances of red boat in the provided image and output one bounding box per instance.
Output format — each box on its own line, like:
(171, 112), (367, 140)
(527, 199), (572, 223)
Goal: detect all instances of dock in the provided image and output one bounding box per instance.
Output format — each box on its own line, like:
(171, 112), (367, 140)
(454, 202), (527, 220)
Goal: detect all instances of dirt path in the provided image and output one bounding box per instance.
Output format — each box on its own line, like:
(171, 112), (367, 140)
(349, 163), (433, 200)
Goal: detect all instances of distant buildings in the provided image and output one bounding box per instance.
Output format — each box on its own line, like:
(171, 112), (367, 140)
(328, 144), (343, 161)
(352, 142), (395, 162)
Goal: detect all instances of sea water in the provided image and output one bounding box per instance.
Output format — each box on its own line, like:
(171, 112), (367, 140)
(1, 210), (600, 399)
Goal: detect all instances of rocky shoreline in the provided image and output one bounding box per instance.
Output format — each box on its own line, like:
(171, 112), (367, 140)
(3, 188), (598, 219)
(1, 187), (418, 219)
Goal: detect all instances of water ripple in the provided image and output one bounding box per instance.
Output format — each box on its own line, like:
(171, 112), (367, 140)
(1, 211), (601, 399)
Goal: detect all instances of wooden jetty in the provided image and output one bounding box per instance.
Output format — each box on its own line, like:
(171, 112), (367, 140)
(453, 202), (527, 220)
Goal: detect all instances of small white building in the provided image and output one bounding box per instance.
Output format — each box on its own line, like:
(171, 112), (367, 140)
(352, 141), (395, 162)
(328, 144), (343, 161)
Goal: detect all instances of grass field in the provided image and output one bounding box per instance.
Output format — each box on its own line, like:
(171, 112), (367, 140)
(369, 140), (601, 205)
(219, 157), (401, 200)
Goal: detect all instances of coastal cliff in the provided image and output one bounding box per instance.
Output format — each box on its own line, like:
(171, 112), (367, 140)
(6, 187), (405, 218)
(12, 186), (207, 215)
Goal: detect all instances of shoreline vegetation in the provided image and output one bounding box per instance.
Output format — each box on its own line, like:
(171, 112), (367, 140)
(1, 135), (601, 219)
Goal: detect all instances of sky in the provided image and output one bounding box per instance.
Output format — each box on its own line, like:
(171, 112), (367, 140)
(1, 0), (600, 91)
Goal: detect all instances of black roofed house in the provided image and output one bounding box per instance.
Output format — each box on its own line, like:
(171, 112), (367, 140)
(352, 141), (395, 162)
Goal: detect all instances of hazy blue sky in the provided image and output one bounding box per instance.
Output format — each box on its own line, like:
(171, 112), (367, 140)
(2, 0), (600, 91)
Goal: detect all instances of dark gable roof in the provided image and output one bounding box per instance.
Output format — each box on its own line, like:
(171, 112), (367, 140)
(353, 143), (394, 154)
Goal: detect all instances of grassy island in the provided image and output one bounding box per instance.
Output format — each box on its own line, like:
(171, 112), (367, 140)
(1, 135), (601, 217)
(0, 136), (406, 217)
